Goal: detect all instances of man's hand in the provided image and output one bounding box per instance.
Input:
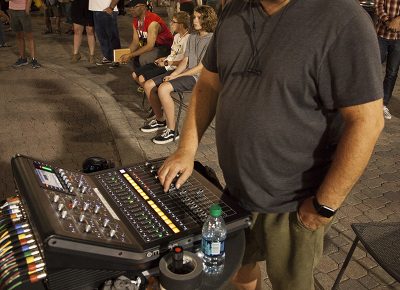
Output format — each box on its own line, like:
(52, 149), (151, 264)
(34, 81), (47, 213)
(297, 197), (332, 231)
(103, 7), (113, 15)
(157, 149), (195, 192)
(25, 7), (31, 15)
(120, 53), (132, 64)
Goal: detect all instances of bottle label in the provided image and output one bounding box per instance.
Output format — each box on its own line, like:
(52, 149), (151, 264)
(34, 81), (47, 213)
(201, 238), (225, 256)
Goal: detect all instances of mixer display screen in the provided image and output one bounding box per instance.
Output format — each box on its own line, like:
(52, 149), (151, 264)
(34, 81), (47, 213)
(35, 167), (63, 191)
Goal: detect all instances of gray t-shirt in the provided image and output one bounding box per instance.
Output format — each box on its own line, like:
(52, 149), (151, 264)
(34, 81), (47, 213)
(184, 33), (213, 79)
(202, 0), (383, 213)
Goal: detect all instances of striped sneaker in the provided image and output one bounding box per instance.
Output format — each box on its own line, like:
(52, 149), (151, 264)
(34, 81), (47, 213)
(140, 119), (167, 133)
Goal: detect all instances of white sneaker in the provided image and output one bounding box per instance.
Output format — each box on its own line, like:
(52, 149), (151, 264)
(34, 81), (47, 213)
(383, 106), (392, 120)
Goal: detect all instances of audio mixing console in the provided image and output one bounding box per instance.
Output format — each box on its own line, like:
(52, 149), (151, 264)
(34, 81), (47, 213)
(11, 155), (251, 276)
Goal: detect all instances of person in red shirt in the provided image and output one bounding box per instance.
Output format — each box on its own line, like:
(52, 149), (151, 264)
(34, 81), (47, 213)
(121, 0), (173, 68)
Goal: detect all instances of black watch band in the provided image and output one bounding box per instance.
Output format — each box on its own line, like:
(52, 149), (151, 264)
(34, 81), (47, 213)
(312, 197), (336, 218)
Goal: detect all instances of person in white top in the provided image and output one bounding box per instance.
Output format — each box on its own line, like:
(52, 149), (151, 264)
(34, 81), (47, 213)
(132, 11), (190, 89)
(89, 0), (121, 66)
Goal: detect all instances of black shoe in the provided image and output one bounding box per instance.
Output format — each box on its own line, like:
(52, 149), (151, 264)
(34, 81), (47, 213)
(152, 128), (179, 144)
(140, 119), (167, 133)
(96, 57), (112, 66)
(109, 62), (120, 69)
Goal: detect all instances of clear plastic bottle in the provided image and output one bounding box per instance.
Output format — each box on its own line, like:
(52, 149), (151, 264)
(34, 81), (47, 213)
(201, 204), (227, 275)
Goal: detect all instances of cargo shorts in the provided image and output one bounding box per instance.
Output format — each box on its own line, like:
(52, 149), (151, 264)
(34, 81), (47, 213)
(9, 10), (33, 33)
(241, 211), (328, 290)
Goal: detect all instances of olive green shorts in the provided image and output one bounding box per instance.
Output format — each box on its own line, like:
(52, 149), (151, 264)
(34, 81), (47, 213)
(9, 10), (32, 33)
(242, 211), (327, 290)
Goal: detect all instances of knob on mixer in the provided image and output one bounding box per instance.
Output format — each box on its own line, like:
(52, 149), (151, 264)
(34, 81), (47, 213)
(53, 195), (60, 203)
(83, 202), (90, 211)
(79, 213), (85, 223)
(109, 229), (116, 238)
(103, 218), (110, 228)
(61, 210), (68, 219)
(85, 224), (92, 233)
(94, 204), (101, 214)
(57, 203), (64, 212)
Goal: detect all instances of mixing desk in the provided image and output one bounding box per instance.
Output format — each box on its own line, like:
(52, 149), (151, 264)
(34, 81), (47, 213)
(11, 155), (251, 275)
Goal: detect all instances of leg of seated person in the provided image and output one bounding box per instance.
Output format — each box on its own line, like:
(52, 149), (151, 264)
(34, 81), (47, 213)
(132, 72), (139, 82)
(231, 263), (262, 290)
(158, 82), (175, 130)
(139, 50), (158, 66)
(144, 79), (163, 120)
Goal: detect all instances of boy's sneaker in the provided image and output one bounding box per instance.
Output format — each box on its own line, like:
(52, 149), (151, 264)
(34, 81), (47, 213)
(12, 57), (29, 68)
(31, 59), (41, 69)
(140, 119), (167, 133)
(383, 106), (392, 120)
(152, 128), (179, 145)
(96, 57), (112, 66)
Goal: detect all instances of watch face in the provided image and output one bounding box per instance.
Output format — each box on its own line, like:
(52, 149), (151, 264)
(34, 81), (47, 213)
(319, 205), (335, 218)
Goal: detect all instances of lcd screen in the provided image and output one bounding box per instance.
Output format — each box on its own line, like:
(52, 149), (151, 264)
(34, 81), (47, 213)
(35, 168), (63, 190)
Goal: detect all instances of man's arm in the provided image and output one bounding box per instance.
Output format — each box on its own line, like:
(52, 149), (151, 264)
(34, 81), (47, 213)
(166, 57), (188, 77)
(26, 0), (32, 14)
(158, 68), (221, 192)
(167, 63), (203, 79)
(103, 0), (119, 15)
(299, 99), (384, 230)
(123, 22), (161, 61)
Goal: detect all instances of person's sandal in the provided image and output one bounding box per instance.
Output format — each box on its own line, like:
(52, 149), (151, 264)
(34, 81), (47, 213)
(88, 55), (96, 64)
(71, 53), (81, 63)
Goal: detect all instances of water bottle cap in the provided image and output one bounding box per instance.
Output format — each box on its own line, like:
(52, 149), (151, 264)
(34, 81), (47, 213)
(210, 204), (222, 217)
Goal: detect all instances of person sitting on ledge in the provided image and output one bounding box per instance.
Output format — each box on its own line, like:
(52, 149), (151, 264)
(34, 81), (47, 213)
(139, 5), (217, 145)
(132, 11), (190, 91)
(121, 0), (173, 70)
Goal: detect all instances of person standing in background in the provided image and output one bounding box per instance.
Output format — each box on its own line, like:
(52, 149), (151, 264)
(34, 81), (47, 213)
(376, 0), (400, 120)
(9, 0), (41, 68)
(0, 9), (10, 47)
(89, 0), (121, 66)
(71, 0), (96, 63)
(177, 0), (194, 15)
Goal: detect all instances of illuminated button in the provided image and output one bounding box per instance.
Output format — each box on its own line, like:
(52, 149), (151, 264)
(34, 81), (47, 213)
(61, 210), (67, 219)
(155, 208), (161, 213)
(85, 224), (91, 233)
(103, 218), (110, 228)
(161, 215), (168, 221)
(53, 195), (60, 203)
(79, 214), (85, 223)
(172, 228), (180, 233)
(165, 219), (172, 225)
(148, 201), (154, 205)
(143, 196), (149, 200)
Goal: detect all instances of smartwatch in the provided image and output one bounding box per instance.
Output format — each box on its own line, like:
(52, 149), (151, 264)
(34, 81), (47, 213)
(312, 197), (337, 218)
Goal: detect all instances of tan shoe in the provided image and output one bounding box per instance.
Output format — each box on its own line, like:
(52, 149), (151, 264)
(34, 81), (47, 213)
(89, 55), (96, 64)
(71, 53), (81, 63)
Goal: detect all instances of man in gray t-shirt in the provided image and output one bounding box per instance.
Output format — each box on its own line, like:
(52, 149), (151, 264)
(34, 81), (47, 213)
(158, 0), (384, 289)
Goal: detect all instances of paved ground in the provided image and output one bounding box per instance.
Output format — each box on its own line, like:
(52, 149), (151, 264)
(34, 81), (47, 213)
(0, 8), (399, 290)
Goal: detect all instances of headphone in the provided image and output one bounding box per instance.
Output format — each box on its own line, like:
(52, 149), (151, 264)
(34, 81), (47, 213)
(82, 157), (115, 173)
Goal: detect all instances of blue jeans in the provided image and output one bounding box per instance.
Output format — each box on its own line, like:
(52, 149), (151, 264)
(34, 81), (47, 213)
(378, 36), (400, 106)
(93, 11), (121, 61)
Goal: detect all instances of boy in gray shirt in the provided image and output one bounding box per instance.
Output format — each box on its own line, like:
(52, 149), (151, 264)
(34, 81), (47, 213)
(139, 5), (217, 145)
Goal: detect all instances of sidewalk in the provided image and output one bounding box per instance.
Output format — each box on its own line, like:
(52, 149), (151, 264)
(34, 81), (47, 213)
(0, 9), (399, 290)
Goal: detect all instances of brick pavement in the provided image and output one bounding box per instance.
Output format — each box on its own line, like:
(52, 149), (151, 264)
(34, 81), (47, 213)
(0, 8), (399, 290)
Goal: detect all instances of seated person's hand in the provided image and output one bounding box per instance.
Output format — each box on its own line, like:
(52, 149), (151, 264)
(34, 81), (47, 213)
(158, 149), (195, 192)
(163, 75), (177, 82)
(154, 58), (165, 67)
(120, 54), (132, 64)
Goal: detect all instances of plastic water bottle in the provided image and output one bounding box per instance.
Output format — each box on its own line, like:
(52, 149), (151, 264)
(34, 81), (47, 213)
(201, 204), (227, 275)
